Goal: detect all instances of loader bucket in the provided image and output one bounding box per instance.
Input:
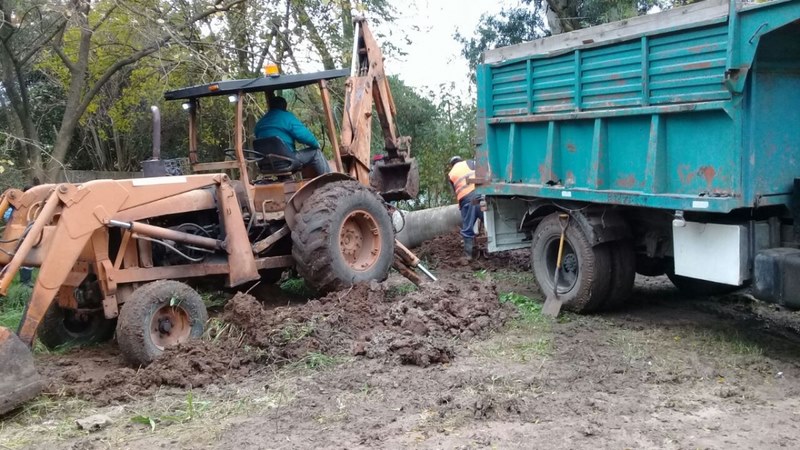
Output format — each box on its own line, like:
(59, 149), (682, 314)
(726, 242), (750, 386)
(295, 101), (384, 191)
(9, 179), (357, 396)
(370, 157), (420, 202)
(0, 327), (43, 416)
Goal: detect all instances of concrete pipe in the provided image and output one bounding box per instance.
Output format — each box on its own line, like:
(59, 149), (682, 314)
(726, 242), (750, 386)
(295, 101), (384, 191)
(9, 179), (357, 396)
(393, 204), (461, 249)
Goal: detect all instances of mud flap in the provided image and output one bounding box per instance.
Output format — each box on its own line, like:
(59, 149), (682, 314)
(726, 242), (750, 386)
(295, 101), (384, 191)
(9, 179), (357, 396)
(0, 327), (43, 415)
(370, 157), (419, 202)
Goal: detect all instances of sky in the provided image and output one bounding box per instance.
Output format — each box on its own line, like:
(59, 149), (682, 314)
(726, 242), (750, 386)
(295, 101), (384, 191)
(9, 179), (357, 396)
(380, 0), (515, 99)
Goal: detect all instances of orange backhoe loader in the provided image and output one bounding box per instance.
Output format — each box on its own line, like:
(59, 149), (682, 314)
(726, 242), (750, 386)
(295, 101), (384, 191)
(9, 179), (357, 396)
(0, 19), (432, 415)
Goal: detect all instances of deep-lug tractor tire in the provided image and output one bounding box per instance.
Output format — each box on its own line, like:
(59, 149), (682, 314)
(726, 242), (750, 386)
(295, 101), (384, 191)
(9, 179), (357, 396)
(603, 240), (636, 310)
(291, 180), (395, 293)
(116, 280), (208, 367)
(531, 213), (612, 313)
(38, 303), (116, 350)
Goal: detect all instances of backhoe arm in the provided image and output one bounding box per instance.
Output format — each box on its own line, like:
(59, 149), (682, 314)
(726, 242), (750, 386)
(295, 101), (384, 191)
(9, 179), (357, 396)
(340, 18), (419, 201)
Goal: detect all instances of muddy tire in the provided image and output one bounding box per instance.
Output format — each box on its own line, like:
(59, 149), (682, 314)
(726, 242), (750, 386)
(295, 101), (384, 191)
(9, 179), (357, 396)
(116, 280), (207, 367)
(38, 303), (116, 350)
(291, 180), (395, 293)
(531, 214), (612, 313)
(636, 255), (668, 277)
(602, 240), (636, 310)
(666, 271), (740, 297)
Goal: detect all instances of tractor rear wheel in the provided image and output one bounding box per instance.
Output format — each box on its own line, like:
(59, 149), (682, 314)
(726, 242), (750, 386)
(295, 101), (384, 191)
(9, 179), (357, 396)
(38, 303), (116, 350)
(291, 180), (395, 293)
(116, 280), (207, 367)
(530, 213), (612, 313)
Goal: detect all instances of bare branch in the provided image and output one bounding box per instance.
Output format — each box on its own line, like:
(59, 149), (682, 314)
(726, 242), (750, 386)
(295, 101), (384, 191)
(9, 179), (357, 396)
(51, 42), (77, 74)
(92, 4), (118, 31)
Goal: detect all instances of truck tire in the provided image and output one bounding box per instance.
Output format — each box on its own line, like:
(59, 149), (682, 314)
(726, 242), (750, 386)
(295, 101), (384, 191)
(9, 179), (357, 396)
(38, 303), (116, 350)
(666, 271), (741, 297)
(603, 240), (636, 310)
(291, 180), (395, 293)
(531, 213), (612, 313)
(635, 255), (667, 277)
(116, 280), (208, 367)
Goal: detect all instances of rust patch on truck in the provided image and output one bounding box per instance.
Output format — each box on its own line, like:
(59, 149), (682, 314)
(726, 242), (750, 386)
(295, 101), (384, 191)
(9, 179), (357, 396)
(699, 166), (716, 185)
(616, 174), (637, 188)
(678, 164), (695, 185)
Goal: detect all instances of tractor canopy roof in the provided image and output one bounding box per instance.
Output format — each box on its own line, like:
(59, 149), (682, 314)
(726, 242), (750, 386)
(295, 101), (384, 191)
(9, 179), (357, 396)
(164, 68), (349, 101)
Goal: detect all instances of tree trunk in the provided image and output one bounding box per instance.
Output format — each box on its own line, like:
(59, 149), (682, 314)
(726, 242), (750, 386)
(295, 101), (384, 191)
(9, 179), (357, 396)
(340, 0), (354, 65)
(45, 0), (92, 182)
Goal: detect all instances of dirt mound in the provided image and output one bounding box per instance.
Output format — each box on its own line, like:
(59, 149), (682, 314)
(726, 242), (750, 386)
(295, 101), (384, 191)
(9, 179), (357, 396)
(41, 274), (508, 404)
(417, 231), (529, 271)
(41, 338), (253, 404)
(223, 275), (510, 367)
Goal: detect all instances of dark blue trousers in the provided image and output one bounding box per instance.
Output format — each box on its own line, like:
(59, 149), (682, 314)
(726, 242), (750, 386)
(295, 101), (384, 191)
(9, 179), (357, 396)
(459, 192), (483, 239)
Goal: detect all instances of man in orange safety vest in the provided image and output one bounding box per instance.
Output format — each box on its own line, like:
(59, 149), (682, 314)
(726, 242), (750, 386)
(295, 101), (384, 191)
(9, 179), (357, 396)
(448, 156), (483, 260)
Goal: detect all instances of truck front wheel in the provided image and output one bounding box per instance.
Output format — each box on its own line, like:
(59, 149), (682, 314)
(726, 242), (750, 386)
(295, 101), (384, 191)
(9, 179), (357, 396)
(531, 214), (612, 313)
(291, 180), (395, 293)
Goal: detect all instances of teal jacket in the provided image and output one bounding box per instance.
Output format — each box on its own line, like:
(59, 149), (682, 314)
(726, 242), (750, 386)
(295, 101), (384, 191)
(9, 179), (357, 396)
(254, 109), (320, 150)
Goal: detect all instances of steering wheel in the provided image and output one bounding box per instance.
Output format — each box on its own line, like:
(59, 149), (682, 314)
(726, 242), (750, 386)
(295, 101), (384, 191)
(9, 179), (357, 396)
(224, 148), (264, 163)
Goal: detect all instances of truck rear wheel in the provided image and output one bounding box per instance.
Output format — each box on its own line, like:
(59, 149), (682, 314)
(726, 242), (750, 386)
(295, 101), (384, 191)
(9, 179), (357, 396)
(603, 240), (636, 310)
(531, 214), (612, 313)
(116, 280), (208, 367)
(666, 271), (740, 297)
(38, 303), (116, 350)
(291, 180), (395, 293)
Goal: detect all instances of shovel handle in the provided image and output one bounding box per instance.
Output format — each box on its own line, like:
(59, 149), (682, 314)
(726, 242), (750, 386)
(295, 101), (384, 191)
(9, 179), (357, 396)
(551, 214), (569, 296)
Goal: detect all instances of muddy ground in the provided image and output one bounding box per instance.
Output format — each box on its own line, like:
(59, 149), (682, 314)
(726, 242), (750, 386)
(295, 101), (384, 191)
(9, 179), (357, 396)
(4, 232), (800, 449)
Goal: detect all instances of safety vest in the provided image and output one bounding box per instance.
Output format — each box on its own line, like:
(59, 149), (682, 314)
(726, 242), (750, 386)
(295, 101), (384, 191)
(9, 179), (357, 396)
(449, 160), (476, 201)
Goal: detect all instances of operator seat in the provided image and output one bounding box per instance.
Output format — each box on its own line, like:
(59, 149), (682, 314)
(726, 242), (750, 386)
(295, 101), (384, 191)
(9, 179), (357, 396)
(253, 137), (303, 176)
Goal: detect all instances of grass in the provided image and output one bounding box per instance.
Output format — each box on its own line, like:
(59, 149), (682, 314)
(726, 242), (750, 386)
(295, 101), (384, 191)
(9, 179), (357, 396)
(279, 320), (316, 343)
(0, 278), (31, 329)
(280, 277), (316, 298)
(500, 292), (544, 324)
(387, 282), (418, 298)
(289, 352), (349, 371)
(200, 290), (229, 310)
(471, 292), (554, 362)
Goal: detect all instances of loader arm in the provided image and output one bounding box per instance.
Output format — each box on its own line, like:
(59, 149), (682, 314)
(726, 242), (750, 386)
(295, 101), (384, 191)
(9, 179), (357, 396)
(339, 18), (419, 201)
(0, 174), (259, 345)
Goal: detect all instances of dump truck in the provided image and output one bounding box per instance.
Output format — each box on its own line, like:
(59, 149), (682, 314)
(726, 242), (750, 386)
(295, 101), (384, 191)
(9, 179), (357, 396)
(0, 19), (432, 415)
(476, 0), (800, 312)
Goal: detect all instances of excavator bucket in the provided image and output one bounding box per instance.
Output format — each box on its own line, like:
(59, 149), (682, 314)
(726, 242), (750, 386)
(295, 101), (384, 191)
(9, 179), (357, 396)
(0, 327), (43, 416)
(370, 156), (420, 202)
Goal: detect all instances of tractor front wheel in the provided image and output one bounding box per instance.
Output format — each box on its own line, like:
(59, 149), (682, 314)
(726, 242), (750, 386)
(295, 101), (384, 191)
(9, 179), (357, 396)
(116, 280), (208, 367)
(291, 180), (395, 293)
(38, 303), (116, 350)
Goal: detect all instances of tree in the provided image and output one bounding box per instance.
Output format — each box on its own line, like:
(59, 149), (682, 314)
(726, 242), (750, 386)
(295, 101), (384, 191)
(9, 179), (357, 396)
(1, 0), (247, 181)
(456, 0), (689, 77)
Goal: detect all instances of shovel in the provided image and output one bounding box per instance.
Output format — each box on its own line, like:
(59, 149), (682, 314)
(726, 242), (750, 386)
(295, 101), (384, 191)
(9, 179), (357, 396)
(542, 214), (569, 318)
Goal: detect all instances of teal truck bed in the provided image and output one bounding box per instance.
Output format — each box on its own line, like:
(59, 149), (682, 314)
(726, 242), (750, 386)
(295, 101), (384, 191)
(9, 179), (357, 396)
(475, 0), (800, 311)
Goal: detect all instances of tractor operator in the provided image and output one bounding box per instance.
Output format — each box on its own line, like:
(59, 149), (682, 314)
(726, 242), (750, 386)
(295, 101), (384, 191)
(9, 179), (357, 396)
(255, 95), (331, 175)
(448, 156), (483, 261)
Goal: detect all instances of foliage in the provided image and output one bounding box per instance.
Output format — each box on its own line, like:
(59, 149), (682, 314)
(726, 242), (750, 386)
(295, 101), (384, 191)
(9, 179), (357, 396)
(457, 0), (699, 79)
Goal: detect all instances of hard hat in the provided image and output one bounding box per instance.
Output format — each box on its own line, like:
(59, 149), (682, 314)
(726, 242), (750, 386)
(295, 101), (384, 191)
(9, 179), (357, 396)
(449, 156), (464, 167)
